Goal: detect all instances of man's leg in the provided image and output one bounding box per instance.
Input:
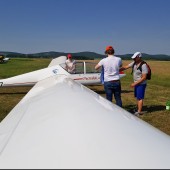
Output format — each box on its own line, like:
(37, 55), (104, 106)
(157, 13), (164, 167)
(113, 81), (122, 107)
(137, 99), (143, 113)
(104, 82), (113, 102)
(135, 84), (146, 114)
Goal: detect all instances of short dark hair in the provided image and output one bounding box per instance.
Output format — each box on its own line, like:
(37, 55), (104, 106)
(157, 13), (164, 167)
(105, 49), (115, 55)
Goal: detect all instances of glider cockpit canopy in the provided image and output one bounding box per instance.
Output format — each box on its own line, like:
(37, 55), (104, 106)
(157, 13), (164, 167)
(60, 61), (101, 74)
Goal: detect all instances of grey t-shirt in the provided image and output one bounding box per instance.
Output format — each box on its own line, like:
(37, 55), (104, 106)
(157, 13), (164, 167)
(128, 61), (148, 84)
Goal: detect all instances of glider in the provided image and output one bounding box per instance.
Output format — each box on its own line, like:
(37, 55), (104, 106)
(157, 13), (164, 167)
(0, 56), (125, 87)
(0, 57), (170, 169)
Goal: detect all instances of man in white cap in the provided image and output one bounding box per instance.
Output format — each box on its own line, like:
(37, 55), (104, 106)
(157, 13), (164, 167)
(120, 52), (148, 116)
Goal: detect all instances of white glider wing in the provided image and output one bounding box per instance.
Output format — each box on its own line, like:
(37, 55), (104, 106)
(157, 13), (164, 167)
(0, 76), (170, 169)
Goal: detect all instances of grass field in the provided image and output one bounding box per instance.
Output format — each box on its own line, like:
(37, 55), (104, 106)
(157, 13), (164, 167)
(0, 58), (170, 135)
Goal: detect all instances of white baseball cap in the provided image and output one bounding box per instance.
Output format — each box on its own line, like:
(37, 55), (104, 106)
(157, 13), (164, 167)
(131, 52), (142, 59)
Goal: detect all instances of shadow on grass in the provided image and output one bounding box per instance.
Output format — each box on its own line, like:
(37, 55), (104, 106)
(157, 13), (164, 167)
(124, 104), (166, 113)
(0, 92), (27, 95)
(122, 90), (133, 93)
(93, 90), (105, 95)
(123, 105), (136, 113)
(144, 105), (166, 112)
(94, 89), (134, 95)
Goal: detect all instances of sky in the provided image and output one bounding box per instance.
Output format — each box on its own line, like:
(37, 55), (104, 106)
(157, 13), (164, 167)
(0, 0), (170, 55)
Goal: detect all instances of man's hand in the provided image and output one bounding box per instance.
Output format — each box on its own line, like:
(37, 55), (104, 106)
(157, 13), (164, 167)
(130, 82), (137, 88)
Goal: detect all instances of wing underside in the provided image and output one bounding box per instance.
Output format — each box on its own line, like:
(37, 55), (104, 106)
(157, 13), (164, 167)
(0, 75), (170, 169)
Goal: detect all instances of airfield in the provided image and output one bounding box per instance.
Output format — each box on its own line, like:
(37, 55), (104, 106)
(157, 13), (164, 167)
(0, 58), (170, 136)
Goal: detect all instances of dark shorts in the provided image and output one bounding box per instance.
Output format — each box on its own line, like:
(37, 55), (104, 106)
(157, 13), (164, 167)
(134, 84), (147, 100)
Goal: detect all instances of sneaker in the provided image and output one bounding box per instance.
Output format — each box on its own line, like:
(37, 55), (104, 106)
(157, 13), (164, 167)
(134, 111), (144, 116)
(134, 112), (140, 116)
(133, 108), (137, 113)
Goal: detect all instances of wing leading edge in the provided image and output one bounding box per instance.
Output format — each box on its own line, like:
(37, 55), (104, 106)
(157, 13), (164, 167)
(0, 75), (170, 169)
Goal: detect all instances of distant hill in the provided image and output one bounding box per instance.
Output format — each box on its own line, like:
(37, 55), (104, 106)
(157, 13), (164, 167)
(0, 51), (170, 61)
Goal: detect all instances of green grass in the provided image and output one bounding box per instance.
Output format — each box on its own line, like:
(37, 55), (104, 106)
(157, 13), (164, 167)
(0, 58), (51, 78)
(0, 59), (170, 136)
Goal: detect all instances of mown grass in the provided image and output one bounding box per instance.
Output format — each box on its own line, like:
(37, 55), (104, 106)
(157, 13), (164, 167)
(0, 58), (170, 135)
(0, 58), (50, 78)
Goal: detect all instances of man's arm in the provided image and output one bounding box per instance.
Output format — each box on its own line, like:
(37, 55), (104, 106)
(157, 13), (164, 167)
(95, 64), (101, 70)
(119, 64), (131, 72)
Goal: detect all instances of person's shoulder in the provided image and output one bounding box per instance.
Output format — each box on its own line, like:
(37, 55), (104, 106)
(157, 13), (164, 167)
(100, 58), (106, 62)
(141, 62), (147, 69)
(140, 61), (147, 67)
(98, 58), (106, 65)
(114, 56), (122, 61)
(114, 55), (121, 59)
